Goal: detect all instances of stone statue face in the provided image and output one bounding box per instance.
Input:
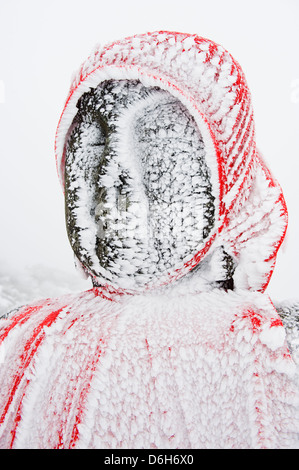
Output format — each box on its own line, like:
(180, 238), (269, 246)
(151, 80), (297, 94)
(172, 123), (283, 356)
(64, 79), (216, 289)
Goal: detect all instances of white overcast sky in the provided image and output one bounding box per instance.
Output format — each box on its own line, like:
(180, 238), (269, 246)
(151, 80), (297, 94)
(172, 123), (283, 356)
(0, 0), (298, 301)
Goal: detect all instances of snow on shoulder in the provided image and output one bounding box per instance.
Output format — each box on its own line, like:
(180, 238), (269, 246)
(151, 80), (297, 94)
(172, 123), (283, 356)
(0, 31), (298, 449)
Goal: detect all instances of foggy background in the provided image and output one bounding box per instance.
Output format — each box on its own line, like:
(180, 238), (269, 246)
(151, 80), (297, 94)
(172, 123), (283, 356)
(0, 0), (298, 314)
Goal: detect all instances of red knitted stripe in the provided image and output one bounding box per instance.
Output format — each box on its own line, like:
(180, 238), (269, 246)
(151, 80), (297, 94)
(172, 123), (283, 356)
(225, 90), (251, 148)
(227, 110), (254, 172)
(0, 306), (66, 448)
(204, 42), (218, 64)
(229, 204), (277, 247)
(227, 134), (255, 192)
(222, 154), (256, 229)
(182, 231), (218, 272)
(0, 304), (44, 345)
(67, 337), (104, 448)
(264, 193), (288, 264)
(92, 286), (129, 301)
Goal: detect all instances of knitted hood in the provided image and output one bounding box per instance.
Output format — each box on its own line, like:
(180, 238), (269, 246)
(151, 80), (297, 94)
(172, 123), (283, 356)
(55, 31), (288, 294)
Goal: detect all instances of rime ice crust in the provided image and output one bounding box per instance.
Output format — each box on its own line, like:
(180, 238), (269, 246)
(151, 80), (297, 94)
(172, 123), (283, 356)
(57, 31), (288, 293)
(276, 301), (299, 364)
(0, 290), (298, 449)
(65, 80), (215, 291)
(0, 32), (297, 449)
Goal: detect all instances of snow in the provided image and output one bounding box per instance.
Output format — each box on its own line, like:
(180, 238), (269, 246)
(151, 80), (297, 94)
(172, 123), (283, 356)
(276, 301), (299, 366)
(64, 79), (215, 291)
(260, 322), (286, 351)
(54, 32), (288, 296)
(1, 288), (298, 449)
(0, 259), (90, 318)
(0, 29), (298, 449)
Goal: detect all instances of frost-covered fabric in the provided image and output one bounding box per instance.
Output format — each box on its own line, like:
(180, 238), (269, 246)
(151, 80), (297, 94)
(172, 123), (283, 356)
(0, 31), (298, 449)
(56, 31), (287, 294)
(0, 289), (298, 449)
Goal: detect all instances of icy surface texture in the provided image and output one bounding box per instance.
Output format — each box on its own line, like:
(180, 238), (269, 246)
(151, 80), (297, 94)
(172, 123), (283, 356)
(0, 31), (297, 450)
(55, 32), (288, 294)
(276, 301), (299, 364)
(65, 80), (215, 291)
(1, 289), (298, 449)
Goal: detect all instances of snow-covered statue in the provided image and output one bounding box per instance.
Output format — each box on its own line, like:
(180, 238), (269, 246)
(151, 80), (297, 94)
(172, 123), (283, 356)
(0, 31), (298, 449)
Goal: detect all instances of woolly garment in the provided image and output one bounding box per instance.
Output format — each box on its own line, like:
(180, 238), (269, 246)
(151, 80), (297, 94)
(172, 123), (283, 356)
(0, 31), (298, 449)
(56, 31), (288, 294)
(0, 289), (298, 449)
